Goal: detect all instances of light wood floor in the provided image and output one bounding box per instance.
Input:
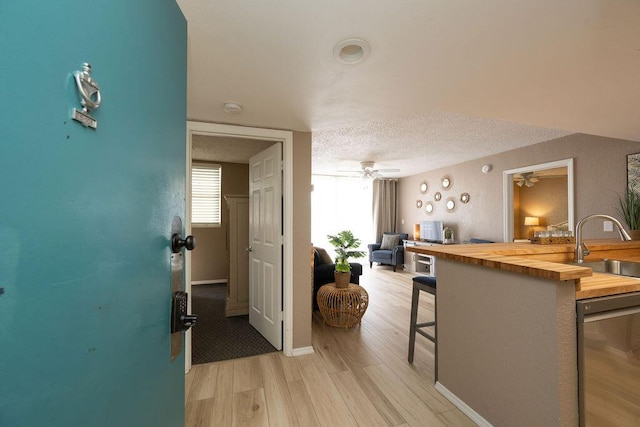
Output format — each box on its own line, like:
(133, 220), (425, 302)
(185, 267), (476, 426)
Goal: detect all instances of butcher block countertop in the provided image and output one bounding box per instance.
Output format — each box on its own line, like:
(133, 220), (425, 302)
(406, 240), (640, 300)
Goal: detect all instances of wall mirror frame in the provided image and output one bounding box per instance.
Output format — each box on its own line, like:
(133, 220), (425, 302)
(425, 202), (434, 214)
(441, 176), (452, 189)
(502, 158), (574, 242)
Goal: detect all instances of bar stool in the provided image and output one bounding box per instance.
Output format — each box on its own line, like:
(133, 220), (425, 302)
(408, 275), (436, 366)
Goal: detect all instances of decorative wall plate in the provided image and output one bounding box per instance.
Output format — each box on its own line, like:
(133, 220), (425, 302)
(434, 192), (442, 201)
(416, 199), (423, 208)
(460, 192), (470, 203)
(420, 181), (428, 193)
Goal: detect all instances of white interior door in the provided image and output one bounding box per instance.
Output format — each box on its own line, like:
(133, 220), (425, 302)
(249, 143), (283, 350)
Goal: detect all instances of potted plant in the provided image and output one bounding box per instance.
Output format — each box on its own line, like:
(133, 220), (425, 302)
(443, 226), (454, 244)
(327, 230), (366, 288)
(618, 188), (640, 239)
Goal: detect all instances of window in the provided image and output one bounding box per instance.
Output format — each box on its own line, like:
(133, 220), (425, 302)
(192, 163), (221, 226)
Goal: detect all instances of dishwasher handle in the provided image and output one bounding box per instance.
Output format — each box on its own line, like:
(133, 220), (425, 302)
(583, 306), (640, 323)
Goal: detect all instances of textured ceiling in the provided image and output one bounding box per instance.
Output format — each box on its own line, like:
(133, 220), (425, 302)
(191, 134), (273, 163)
(176, 0), (640, 177)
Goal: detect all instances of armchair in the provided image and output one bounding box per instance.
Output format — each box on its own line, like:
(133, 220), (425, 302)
(368, 232), (409, 272)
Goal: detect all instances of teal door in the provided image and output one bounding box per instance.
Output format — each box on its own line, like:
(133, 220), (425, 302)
(0, 1), (187, 426)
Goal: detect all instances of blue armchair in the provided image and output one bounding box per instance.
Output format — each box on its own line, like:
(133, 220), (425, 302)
(368, 233), (409, 272)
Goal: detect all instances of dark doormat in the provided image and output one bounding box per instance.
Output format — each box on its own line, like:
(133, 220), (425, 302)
(191, 284), (278, 364)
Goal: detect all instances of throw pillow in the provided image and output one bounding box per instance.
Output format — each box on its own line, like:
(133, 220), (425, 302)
(380, 234), (401, 250)
(314, 247), (334, 265)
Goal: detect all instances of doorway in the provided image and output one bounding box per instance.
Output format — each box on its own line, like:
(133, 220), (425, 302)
(184, 122), (294, 372)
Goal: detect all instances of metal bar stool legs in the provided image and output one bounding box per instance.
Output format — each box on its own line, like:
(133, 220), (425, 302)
(408, 276), (437, 367)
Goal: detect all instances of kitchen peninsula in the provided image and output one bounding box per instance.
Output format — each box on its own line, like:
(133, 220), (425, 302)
(407, 240), (640, 426)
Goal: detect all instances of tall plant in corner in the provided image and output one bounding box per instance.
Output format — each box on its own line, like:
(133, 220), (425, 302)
(327, 230), (366, 288)
(618, 186), (640, 239)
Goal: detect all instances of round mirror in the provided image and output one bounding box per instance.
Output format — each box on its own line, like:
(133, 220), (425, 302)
(434, 192), (442, 201)
(460, 192), (470, 203)
(425, 202), (434, 214)
(420, 181), (428, 193)
(416, 199), (423, 208)
(441, 176), (452, 189)
(446, 197), (456, 211)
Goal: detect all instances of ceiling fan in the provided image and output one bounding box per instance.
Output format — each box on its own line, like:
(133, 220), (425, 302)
(514, 169), (568, 187)
(514, 172), (540, 187)
(339, 161), (400, 179)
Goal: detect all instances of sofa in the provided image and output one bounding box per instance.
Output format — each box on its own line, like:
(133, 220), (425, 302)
(313, 247), (362, 306)
(368, 232), (409, 272)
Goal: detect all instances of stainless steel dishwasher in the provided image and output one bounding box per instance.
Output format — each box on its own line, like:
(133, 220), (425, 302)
(577, 292), (640, 426)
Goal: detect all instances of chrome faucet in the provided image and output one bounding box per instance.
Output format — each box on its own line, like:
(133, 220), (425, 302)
(574, 214), (632, 263)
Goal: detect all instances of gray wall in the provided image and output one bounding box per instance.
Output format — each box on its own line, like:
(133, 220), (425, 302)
(399, 134), (640, 242)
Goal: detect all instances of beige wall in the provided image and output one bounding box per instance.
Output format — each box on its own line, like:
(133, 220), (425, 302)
(399, 134), (640, 243)
(191, 162), (249, 282)
(292, 131), (312, 349)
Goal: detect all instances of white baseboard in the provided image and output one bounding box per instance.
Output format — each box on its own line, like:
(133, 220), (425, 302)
(291, 346), (315, 357)
(435, 382), (493, 427)
(191, 279), (227, 285)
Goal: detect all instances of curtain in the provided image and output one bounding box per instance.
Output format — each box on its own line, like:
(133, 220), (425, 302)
(372, 179), (398, 242)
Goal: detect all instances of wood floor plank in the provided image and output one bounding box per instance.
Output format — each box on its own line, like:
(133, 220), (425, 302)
(310, 315), (348, 374)
(185, 397), (215, 427)
(323, 321), (406, 426)
(278, 352), (302, 383)
(185, 368), (195, 402)
(364, 363), (447, 427)
(295, 353), (358, 426)
(331, 370), (389, 427)
(211, 361), (234, 426)
(189, 363), (219, 401)
(287, 380), (321, 427)
(259, 353), (299, 426)
(438, 408), (478, 427)
(233, 388), (269, 427)
(234, 356), (264, 394)
(359, 327), (453, 413)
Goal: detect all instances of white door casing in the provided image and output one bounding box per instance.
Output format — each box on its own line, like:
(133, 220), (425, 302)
(249, 143), (283, 350)
(185, 121), (293, 370)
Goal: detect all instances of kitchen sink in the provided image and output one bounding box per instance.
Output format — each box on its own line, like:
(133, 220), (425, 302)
(573, 259), (640, 278)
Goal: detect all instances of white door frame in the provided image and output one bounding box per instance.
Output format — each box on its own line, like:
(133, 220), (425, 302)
(184, 121), (294, 372)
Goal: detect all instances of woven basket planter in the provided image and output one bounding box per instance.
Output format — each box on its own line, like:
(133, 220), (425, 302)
(334, 271), (351, 288)
(317, 283), (369, 330)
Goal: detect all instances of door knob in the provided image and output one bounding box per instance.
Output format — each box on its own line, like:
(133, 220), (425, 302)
(245, 246), (253, 252)
(172, 234), (196, 253)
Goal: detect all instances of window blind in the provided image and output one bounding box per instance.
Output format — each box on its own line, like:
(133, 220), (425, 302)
(192, 163), (221, 225)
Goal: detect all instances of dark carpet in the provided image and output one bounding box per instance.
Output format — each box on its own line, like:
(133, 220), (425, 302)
(191, 284), (277, 364)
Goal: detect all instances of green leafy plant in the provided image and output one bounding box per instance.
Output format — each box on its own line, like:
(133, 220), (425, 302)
(444, 227), (453, 240)
(326, 230), (366, 273)
(618, 189), (640, 230)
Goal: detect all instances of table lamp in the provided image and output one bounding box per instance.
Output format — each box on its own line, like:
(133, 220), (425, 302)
(524, 216), (539, 239)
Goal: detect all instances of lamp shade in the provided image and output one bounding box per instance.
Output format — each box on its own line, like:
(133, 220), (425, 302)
(524, 216), (539, 226)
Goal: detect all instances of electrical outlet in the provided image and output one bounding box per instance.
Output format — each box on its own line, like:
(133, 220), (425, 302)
(603, 221), (614, 232)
